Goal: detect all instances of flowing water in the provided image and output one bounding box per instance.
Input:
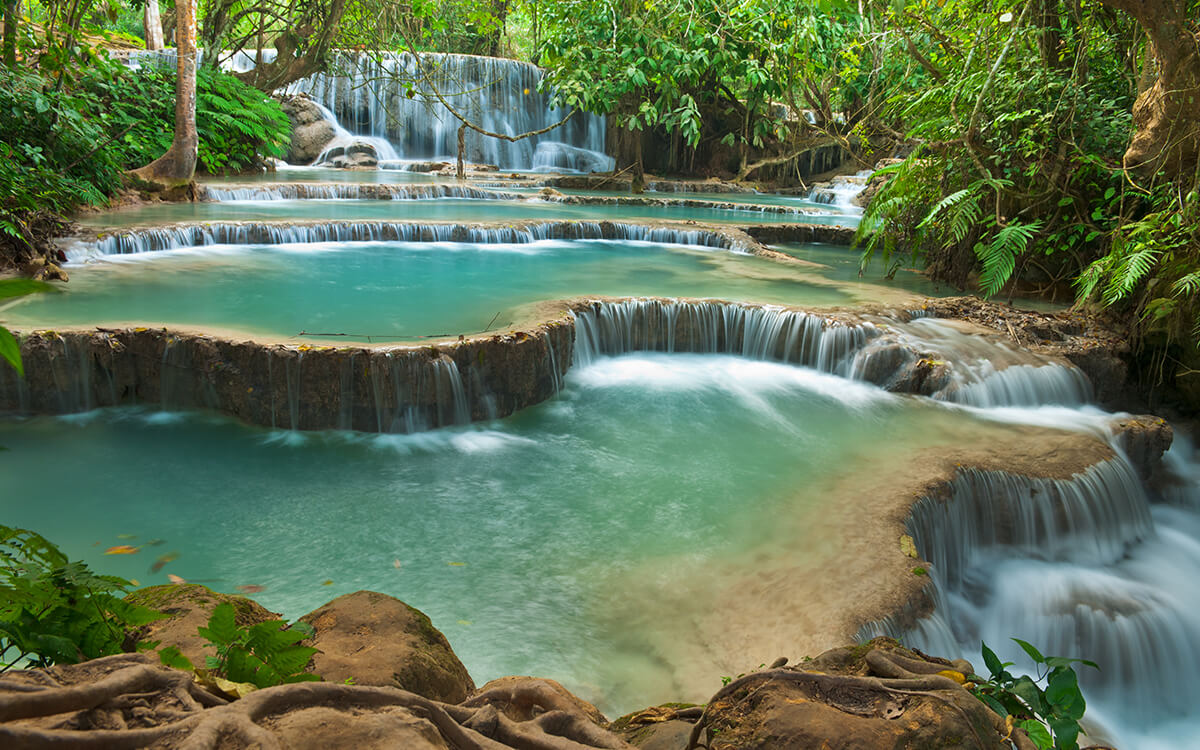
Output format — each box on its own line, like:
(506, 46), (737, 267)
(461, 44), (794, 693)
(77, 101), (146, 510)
(6, 239), (953, 340)
(0, 353), (1082, 715)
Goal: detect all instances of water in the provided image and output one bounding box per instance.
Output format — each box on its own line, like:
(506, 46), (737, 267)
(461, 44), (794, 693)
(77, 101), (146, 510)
(74, 197), (848, 229)
(0, 354), (1061, 715)
(7, 240), (858, 340)
(294, 52), (612, 172)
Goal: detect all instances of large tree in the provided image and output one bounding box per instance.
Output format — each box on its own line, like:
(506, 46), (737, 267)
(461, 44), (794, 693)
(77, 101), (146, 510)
(1099, 0), (1200, 178)
(131, 0), (198, 187)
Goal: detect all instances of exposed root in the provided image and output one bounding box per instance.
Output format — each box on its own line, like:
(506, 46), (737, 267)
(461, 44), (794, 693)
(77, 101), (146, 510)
(0, 656), (631, 749)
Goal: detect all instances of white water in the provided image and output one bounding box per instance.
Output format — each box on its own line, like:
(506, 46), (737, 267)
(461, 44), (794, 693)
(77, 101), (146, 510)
(805, 169), (872, 214)
(292, 52), (613, 172)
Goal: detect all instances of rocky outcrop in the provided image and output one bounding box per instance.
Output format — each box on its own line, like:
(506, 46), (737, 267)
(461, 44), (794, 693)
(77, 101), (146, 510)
(1113, 415), (1174, 480)
(316, 141), (379, 169)
(299, 591), (475, 703)
(278, 94), (336, 165)
(124, 584), (282, 667)
(614, 640), (1029, 749)
(744, 223), (856, 246)
(0, 321), (573, 432)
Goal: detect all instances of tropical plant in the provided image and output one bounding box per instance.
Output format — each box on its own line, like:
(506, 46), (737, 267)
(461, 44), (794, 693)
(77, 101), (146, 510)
(970, 639), (1098, 750)
(159, 603), (320, 690)
(0, 280), (57, 376)
(0, 526), (166, 671)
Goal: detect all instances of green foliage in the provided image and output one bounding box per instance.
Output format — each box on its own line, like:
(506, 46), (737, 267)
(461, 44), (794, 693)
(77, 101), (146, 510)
(0, 526), (165, 671)
(537, 0), (867, 149)
(161, 603), (320, 689)
(84, 60), (291, 174)
(0, 279), (58, 376)
(970, 640), (1098, 750)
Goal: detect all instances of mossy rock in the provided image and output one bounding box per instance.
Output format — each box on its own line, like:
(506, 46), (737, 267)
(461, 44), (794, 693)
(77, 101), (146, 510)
(298, 590), (475, 703)
(125, 584), (281, 667)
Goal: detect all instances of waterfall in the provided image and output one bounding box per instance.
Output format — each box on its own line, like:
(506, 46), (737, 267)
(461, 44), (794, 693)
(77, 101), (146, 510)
(293, 52), (613, 172)
(198, 183), (523, 201)
(805, 169), (872, 212)
(857, 419), (1200, 744)
(571, 299), (878, 374)
(72, 221), (751, 259)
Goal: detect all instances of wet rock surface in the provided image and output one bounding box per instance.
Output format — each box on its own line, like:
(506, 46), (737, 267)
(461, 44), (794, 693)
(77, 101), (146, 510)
(299, 591), (475, 703)
(278, 94), (336, 166)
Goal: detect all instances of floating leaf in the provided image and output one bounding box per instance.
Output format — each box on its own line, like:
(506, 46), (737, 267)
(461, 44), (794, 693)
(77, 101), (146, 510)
(448, 562), (467, 567)
(457, 619), (472, 626)
(393, 559), (402, 569)
(236, 584), (266, 594)
(116, 534), (138, 540)
(321, 579), (333, 586)
(145, 539), (166, 547)
(150, 551), (180, 573)
(167, 574), (187, 584)
(105, 545), (139, 555)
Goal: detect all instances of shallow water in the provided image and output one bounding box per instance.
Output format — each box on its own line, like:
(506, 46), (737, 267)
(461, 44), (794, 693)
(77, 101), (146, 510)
(6, 240), (869, 340)
(0, 354), (1033, 715)
(75, 197), (849, 229)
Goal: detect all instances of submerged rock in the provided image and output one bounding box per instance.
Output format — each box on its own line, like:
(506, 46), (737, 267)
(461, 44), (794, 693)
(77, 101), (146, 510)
(299, 590), (475, 703)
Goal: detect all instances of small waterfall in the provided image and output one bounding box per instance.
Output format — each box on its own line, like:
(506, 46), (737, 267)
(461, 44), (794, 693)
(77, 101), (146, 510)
(198, 183), (523, 202)
(293, 52), (613, 172)
(805, 170), (872, 212)
(73, 221), (750, 259)
(308, 100), (400, 164)
(572, 299), (878, 375)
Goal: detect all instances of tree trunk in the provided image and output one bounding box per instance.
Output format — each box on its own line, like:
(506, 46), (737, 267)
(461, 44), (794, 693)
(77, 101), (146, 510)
(143, 0), (164, 51)
(1100, 0), (1200, 177)
(130, 0), (197, 188)
(2, 0), (18, 67)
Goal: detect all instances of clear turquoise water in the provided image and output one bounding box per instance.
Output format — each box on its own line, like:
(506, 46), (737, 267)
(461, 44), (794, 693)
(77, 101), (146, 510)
(75, 198), (847, 229)
(0, 354), (995, 714)
(6, 240), (856, 339)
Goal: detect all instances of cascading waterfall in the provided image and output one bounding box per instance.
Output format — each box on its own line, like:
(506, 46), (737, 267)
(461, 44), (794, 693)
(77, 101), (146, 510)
(855, 403), (1200, 745)
(293, 51), (613, 172)
(572, 299), (879, 374)
(198, 183), (523, 202)
(805, 169), (872, 212)
(70, 221), (750, 260)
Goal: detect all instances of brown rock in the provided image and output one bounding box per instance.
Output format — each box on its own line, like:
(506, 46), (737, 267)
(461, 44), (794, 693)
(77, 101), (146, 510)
(299, 591), (475, 703)
(124, 584), (281, 667)
(268, 705), (451, 750)
(470, 676), (608, 724)
(280, 94), (337, 165)
(1113, 415), (1173, 480)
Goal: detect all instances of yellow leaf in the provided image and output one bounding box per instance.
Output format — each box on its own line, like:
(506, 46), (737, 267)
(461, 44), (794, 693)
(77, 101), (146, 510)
(937, 670), (967, 684)
(899, 535), (919, 559)
(448, 562), (467, 567)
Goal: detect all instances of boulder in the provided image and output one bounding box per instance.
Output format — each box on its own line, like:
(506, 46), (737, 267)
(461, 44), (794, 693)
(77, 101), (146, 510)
(124, 584), (281, 667)
(299, 590), (475, 703)
(317, 142), (379, 169)
(1113, 415), (1173, 479)
(279, 94), (337, 165)
(269, 705), (451, 750)
(468, 676), (608, 724)
(675, 640), (1017, 750)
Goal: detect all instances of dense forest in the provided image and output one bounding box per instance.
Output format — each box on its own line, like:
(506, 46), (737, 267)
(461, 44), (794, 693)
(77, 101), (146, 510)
(1, 0), (1199, 404)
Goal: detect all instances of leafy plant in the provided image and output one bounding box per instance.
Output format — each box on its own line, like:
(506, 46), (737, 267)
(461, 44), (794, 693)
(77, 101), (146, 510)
(0, 526), (166, 671)
(159, 602), (319, 690)
(0, 279), (57, 376)
(970, 639), (1098, 750)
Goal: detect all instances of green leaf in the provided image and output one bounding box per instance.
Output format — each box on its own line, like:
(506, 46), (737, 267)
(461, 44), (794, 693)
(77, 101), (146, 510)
(159, 645), (195, 671)
(0, 327), (21, 377)
(1012, 638), (1045, 664)
(1018, 718), (1053, 749)
(199, 603), (240, 647)
(0, 279), (58, 300)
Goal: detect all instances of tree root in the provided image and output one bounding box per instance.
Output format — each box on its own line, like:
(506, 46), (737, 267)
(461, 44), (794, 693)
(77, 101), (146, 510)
(682, 645), (1037, 750)
(0, 656), (632, 749)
